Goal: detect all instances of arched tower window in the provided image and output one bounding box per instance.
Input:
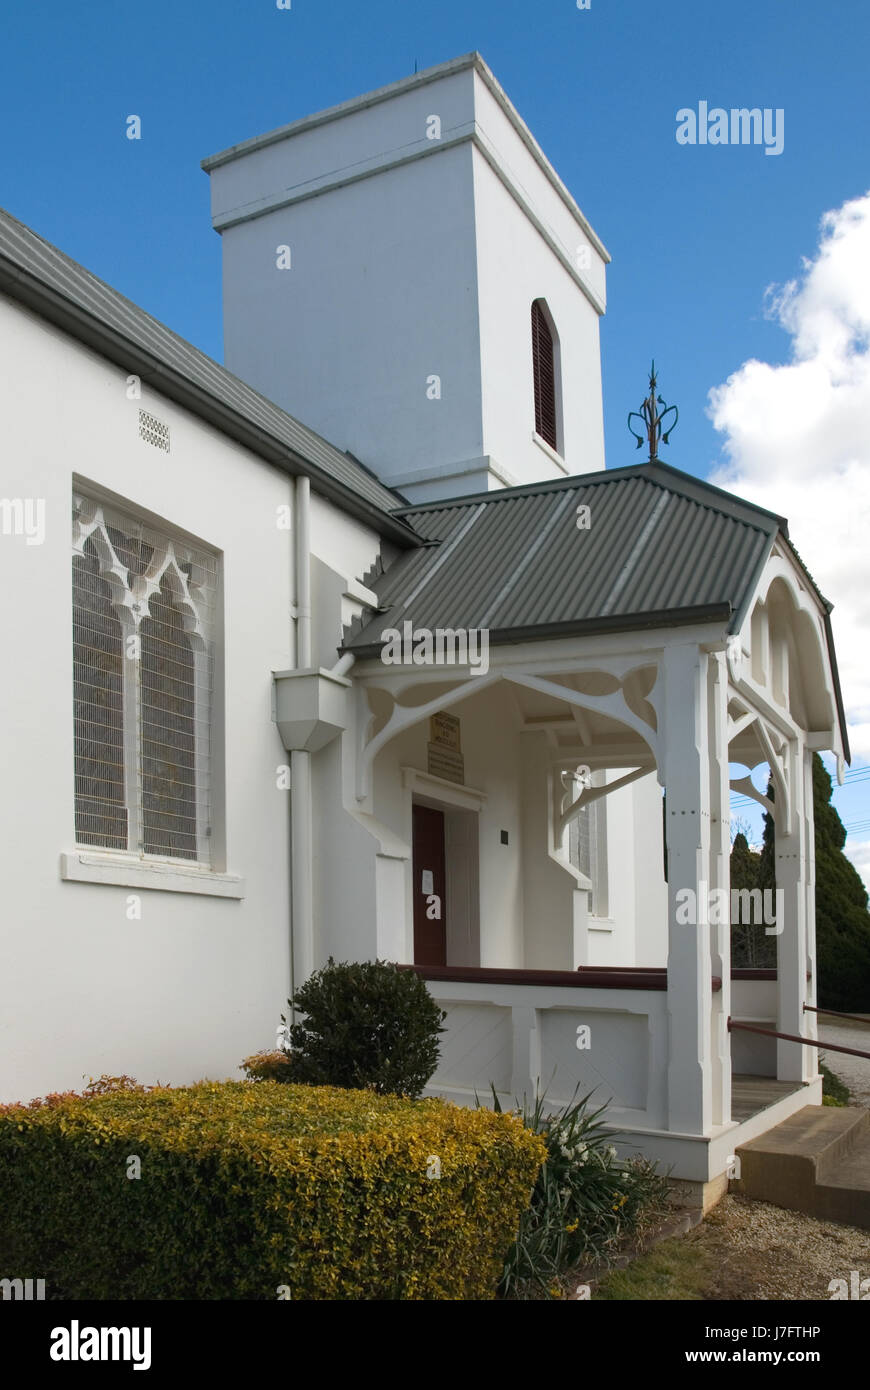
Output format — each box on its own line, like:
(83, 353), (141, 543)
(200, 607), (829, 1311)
(531, 299), (560, 452)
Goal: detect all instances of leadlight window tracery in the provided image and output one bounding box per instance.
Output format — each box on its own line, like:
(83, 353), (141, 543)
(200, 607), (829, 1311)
(71, 492), (218, 864)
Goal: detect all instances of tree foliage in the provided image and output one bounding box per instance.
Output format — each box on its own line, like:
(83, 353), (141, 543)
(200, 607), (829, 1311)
(729, 756), (870, 1009)
(730, 831), (776, 967)
(811, 755), (870, 1011)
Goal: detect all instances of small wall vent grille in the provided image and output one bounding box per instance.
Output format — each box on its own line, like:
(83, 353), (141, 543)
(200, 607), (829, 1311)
(139, 410), (170, 452)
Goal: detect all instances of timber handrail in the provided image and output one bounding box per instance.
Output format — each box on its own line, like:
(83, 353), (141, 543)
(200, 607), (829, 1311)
(728, 1018), (870, 1061)
(401, 963), (723, 992)
(803, 1004), (870, 1026)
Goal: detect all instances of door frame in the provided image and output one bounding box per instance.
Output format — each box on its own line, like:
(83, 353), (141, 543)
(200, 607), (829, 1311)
(403, 768), (485, 968)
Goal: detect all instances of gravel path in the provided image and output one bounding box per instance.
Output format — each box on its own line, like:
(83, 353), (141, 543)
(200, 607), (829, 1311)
(579, 1018), (870, 1302)
(696, 1194), (870, 1300)
(817, 1015), (870, 1108)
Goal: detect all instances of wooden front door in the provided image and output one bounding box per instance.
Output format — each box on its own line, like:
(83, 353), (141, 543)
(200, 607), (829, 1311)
(412, 804), (447, 966)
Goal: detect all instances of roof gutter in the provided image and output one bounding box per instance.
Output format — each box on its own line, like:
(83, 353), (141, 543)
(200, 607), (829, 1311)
(0, 256), (421, 551)
(822, 607), (851, 765)
(341, 601), (733, 659)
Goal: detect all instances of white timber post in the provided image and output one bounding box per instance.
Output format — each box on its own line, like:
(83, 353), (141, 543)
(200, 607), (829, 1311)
(290, 475), (315, 1001)
(803, 752), (819, 1073)
(661, 643), (713, 1136)
(708, 651), (732, 1126)
(776, 741), (813, 1082)
(510, 1005), (541, 1103)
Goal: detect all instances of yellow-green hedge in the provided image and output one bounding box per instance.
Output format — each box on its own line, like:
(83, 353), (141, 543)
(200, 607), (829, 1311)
(0, 1080), (545, 1300)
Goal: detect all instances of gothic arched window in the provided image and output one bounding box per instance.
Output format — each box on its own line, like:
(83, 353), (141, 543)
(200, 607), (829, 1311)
(71, 492), (217, 864)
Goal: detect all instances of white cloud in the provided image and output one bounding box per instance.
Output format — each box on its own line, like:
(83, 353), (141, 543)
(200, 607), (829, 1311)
(707, 191), (870, 886)
(708, 190), (870, 762)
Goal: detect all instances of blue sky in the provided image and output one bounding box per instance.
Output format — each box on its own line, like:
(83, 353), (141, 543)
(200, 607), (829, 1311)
(2, 0), (868, 871)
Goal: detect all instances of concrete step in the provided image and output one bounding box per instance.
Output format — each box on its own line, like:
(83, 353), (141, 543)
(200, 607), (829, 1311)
(734, 1106), (870, 1229)
(815, 1132), (870, 1229)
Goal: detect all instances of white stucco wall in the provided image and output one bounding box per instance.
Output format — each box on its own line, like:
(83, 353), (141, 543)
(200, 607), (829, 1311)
(309, 492), (384, 665)
(219, 142), (484, 487)
(470, 69), (607, 313)
(207, 68), (477, 230)
(587, 776), (635, 968)
(311, 735), (391, 967)
(632, 772), (670, 966)
(0, 295), (302, 1103)
(471, 145), (606, 482)
(584, 773), (667, 969)
(520, 730), (586, 971)
(209, 57), (607, 500)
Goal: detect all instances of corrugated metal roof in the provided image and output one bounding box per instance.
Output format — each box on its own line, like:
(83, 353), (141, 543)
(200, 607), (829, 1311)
(0, 206), (417, 544)
(343, 464), (781, 654)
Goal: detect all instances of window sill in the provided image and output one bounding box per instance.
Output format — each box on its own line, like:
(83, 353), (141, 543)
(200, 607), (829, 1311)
(531, 431), (569, 473)
(60, 851), (245, 899)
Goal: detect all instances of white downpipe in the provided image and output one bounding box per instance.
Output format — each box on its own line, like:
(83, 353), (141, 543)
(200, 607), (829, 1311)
(290, 749), (313, 994)
(332, 651), (355, 678)
(291, 475), (314, 1002)
(295, 475), (312, 669)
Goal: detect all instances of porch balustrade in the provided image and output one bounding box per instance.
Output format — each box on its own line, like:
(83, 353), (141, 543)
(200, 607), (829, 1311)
(403, 963), (681, 1130)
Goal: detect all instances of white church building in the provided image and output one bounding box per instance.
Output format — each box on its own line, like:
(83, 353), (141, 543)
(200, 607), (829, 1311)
(0, 54), (849, 1203)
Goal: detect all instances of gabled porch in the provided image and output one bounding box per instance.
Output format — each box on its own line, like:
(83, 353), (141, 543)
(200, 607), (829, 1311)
(277, 462), (849, 1196)
(304, 614), (827, 1190)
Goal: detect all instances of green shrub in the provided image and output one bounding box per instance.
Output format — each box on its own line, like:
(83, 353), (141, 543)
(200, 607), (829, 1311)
(240, 1049), (294, 1083)
(0, 1078), (544, 1300)
(820, 1061), (850, 1106)
(487, 1087), (671, 1299)
(278, 958), (446, 1098)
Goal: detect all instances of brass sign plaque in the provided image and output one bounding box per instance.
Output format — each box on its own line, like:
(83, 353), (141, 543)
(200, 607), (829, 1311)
(430, 711), (461, 752)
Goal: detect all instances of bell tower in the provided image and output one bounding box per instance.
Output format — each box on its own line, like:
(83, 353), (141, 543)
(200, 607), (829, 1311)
(203, 53), (609, 502)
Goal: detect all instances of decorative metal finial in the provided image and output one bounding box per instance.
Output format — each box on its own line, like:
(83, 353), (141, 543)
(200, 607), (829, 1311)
(627, 360), (678, 461)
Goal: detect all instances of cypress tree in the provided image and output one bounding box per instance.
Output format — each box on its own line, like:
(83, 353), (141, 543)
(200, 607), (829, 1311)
(758, 780), (775, 894)
(728, 834), (767, 967)
(730, 830), (776, 967)
(811, 754), (870, 1011)
(736, 757), (870, 1008)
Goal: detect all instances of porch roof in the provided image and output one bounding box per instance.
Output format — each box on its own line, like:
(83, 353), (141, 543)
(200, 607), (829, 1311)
(343, 460), (786, 654)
